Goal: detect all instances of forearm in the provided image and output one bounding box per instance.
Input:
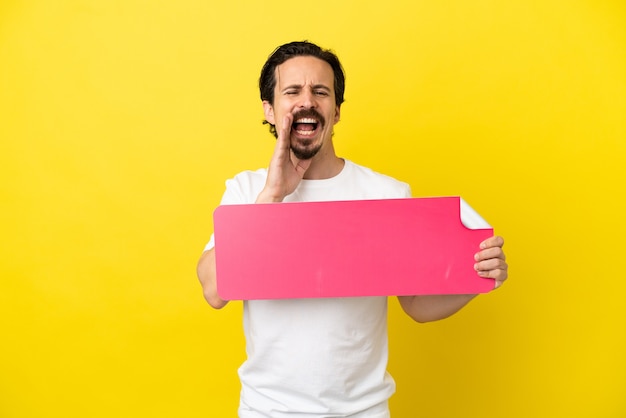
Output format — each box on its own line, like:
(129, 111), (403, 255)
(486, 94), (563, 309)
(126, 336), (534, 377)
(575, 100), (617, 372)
(198, 183), (284, 310)
(197, 248), (228, 309)
(398, 294), (477, 323)
(255, 188), (285, 203)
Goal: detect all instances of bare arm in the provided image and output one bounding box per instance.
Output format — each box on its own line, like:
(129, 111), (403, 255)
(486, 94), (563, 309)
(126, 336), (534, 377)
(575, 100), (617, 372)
(197, 248), (228, 309)
(197, 114), (309, 309)
(399, 236), (508, 323)
(398, 294), (477, 323)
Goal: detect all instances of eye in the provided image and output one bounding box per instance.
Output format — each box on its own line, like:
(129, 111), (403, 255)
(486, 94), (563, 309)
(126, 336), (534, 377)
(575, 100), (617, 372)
(314, 90), (329, 96)
(285, 90), (298, 95)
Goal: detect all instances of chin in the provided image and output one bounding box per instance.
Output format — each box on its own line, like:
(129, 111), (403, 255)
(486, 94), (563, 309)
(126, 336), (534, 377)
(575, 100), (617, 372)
(291, 144), (322, 160)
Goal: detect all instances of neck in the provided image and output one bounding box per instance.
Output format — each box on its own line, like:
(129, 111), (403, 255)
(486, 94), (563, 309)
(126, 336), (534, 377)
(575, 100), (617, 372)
(302, 142), (344, 180)
(303, 157), (344, 180)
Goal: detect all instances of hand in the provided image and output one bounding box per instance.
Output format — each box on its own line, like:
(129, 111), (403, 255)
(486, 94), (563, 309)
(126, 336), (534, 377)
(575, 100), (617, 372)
(256, 113), (312, 203)
(474, 235), (508, 289)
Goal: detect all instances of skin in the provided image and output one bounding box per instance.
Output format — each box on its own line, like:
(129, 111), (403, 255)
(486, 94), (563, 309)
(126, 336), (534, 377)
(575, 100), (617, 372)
(197, 55), (509, 319)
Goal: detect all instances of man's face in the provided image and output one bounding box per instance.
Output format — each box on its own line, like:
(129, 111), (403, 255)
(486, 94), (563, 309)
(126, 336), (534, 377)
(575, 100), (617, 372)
(263, 56), (341, 160)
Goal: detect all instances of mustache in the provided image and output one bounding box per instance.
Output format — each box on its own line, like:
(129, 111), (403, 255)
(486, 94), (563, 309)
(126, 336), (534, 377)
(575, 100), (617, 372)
(291, 109), (326, 127)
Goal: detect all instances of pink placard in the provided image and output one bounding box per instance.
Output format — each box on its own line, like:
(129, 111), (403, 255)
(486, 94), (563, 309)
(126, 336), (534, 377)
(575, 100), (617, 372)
(213, 197), (494, 300)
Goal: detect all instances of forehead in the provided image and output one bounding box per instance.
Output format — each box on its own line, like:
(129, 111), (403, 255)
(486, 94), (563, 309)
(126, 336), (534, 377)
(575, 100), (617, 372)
(275, 56), (335, 88)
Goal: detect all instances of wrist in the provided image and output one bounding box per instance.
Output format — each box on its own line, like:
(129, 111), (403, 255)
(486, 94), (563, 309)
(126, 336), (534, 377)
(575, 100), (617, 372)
(255, 189), (285, 203)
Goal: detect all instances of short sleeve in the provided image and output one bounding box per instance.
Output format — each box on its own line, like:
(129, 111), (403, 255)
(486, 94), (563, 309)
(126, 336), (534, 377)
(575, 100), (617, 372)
(202, 169), (268, 251)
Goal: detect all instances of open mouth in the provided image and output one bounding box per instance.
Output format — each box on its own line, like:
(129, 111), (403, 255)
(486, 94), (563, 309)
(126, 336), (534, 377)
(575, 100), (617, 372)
(292, 117), (319, 137)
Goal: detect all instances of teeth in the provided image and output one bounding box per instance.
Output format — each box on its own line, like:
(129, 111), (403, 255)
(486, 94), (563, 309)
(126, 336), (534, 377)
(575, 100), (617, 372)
(295, 118), (318, 123)
(295, 129), (316, 136)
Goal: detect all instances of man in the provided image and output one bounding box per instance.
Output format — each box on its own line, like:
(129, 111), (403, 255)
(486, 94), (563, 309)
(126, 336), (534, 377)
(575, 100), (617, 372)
(197, 41), (508, 417)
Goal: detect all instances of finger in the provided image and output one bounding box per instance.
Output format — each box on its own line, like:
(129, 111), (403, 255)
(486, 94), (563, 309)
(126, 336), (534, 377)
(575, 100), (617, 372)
(474, 247), (506, 262)
(475, 257), (507, 272)
(475, 259), (508, 282)
(276, 113), (293, 152)
(480, 235), (504, 250)
(477, 267), (508, 282)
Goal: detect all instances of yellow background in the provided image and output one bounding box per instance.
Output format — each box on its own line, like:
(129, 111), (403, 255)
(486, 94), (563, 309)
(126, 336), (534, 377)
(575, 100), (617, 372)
(1, 1), (624, 417)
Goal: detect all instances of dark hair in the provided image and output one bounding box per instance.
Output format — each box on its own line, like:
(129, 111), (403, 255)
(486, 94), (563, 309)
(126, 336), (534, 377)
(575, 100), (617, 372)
(259, 41), (346, 136)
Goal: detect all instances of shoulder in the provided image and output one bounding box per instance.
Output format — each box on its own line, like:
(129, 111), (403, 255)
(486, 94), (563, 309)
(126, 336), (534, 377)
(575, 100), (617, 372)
(221, 168), (268, 204)
(346, 160), (404, 183)
(344, 160), (412, 198)
(227, 168), (267, 185)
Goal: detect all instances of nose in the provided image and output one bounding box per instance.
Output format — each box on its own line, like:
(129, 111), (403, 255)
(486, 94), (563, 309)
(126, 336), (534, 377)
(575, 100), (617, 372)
(298, 89), (317, 109)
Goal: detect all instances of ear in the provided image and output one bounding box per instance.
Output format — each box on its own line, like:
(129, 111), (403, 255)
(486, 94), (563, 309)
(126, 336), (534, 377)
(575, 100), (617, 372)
(262, 101), (275, 125)
(333, 105), (341, 124)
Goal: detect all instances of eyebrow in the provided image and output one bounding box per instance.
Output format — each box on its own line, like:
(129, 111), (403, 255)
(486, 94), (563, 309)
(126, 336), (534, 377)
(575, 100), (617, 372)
(281, 84), (332, 93)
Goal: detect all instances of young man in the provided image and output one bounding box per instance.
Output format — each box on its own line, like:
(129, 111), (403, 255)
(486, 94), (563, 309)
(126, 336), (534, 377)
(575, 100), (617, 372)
(197, 41), (508, 418)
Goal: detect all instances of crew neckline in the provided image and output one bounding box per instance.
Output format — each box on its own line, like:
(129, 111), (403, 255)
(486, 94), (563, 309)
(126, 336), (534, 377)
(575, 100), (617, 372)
(299, 159), (351, 187)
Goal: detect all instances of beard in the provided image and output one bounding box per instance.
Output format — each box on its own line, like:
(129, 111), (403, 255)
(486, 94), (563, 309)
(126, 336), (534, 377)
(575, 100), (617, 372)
(290, 108), (326, 160)
(291, 141), (323, 160)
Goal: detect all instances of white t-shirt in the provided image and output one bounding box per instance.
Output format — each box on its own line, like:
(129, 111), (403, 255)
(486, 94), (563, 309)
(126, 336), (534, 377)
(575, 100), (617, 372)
(206, 160), (412, 417)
